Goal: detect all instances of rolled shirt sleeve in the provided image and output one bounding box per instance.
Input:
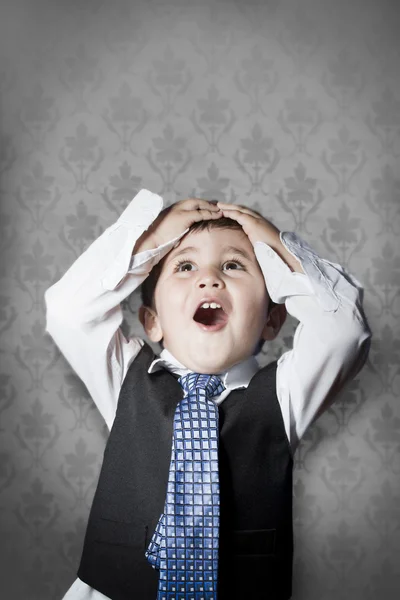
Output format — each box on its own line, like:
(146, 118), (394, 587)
(44, 189), (188, 428)
(254, 231), (372, 452)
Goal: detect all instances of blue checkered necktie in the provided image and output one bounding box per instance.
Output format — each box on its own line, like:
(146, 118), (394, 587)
(146, 372), (226, 600)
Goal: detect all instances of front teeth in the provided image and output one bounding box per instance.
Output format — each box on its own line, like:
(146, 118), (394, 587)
(201, 302), (221, 309)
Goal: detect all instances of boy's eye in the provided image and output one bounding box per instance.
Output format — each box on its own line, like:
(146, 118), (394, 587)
(174, 259), (245, 272)
(176, 262), (194, 272)
(224, 261), (244, 270)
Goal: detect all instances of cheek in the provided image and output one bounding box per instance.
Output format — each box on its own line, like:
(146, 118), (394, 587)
(156, 282), (186, 320)
(243, 285), (269, 323)
(240, 277), (267, 304)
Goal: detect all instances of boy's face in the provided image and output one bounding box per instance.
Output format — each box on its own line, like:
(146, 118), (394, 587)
(140, 227), (277, 374)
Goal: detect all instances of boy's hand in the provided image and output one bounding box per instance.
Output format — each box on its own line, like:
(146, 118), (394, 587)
(217, 202), (281, 246)
(218, 201), (304, 274)
(133, 198), (222, 254)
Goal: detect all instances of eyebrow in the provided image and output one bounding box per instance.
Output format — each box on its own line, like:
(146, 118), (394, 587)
(168, 245), (253, 263)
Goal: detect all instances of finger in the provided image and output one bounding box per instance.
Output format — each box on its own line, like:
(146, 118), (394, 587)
(217, 202), (259, 217)
(189, 208), (223, 222)
(218, 208), (255, 225)
(219, 207), (259, 223)
(185, 198), (221, 212)
(217, 202), (248, 209)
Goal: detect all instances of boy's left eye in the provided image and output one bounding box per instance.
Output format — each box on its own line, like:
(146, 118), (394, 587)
(224, 261), (244, 270)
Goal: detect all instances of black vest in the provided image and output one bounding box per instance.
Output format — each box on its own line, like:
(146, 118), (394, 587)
(78, 342), (294, 599)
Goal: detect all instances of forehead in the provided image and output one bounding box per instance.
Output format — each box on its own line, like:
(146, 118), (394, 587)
(165, 227), (256, 263)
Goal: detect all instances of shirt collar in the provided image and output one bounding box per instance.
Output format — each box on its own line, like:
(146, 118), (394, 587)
(148, 346), (260, 390)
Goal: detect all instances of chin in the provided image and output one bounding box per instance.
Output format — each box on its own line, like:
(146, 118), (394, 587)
(188, 359), (220, 374)
(190, 352), (239, 374)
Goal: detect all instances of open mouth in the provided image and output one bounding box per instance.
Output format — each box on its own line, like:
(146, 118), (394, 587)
(193, 303), (228, 331)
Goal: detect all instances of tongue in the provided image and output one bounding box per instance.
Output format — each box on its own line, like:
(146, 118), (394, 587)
(194, 307), (227, 326)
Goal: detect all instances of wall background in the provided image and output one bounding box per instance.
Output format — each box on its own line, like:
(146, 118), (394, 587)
(0, 0), (399, 598)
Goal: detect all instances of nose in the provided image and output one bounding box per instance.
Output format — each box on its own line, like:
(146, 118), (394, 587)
(196, 267), (225, 289)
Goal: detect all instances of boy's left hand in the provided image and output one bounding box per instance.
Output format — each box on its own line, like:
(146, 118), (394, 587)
(217, 201), (281, 247)
(217, 201), (304, 274)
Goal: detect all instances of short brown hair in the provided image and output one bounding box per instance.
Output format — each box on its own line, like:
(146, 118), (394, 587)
(140, 216), (277, 355)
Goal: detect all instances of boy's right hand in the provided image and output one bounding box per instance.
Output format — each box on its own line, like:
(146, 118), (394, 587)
(133, 198), (222, 254)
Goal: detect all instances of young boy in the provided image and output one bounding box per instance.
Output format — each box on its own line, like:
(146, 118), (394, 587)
(44, 188), (371, 600)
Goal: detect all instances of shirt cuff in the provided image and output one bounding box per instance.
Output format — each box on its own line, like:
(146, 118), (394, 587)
(128, 228), (190, 272)
(281, 231), (369, 314)
(117, 188), (164, 226)
(254, 239), (315, 305)
(101, 189), (165, 290)
(254, 231), (347, 312)
(281, 231), (340, 311)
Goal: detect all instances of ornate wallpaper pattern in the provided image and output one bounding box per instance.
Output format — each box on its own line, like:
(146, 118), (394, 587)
(0, 0), (398, 598)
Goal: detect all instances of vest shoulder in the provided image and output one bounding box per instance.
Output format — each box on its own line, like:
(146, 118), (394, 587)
(259, 358), (278, 371)
(246, 357), (278, 391)
(130, 340), (157, 370)
(257, 358), (278, 376)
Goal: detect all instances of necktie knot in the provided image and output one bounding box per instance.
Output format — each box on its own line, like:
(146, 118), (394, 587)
(178, 372), (225, 399)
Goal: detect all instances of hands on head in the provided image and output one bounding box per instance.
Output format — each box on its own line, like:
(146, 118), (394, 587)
(134, 197), (280, 255)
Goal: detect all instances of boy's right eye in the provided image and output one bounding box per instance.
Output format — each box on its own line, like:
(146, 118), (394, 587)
(174, 260), (194, 272)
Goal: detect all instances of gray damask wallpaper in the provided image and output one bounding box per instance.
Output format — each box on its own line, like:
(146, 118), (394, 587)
(0, 0), (398, 598)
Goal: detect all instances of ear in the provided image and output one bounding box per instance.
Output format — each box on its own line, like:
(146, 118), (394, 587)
(138, 304), (163, 342)
(260, 303), (287, 342)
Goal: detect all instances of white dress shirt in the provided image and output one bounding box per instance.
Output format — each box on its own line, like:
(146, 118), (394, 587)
(44, 189), (372, 600)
